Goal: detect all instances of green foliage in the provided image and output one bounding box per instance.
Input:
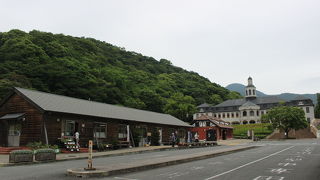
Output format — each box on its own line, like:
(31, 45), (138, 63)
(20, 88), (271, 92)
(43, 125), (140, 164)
(163, 93), (197, 122)
(10, 150), (33, 154)
(262, 106), (308, 138)
(315, 93), (320, 118)
(26, 141), (57, 150)
(34, 149), (55, 154)
(232, 123), (273, 139)
(208, 94), (223, 105)
(0, 29), (237, 121)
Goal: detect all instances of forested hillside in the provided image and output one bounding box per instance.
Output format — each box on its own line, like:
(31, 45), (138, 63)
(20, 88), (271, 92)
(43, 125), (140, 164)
(0, 29), (241, 121)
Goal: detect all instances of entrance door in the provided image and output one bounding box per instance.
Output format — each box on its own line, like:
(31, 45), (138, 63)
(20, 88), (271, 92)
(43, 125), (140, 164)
(206, 129), (216, 141)
(222, 129), (227, 140)
(7, 122), (21, 147)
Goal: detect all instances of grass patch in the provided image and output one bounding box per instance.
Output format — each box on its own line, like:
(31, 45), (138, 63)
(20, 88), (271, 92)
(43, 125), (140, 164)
(232, 123), (273, 139)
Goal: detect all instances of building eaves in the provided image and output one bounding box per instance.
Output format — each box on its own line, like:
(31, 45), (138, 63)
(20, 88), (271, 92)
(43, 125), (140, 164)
(14, 87), (191, 127)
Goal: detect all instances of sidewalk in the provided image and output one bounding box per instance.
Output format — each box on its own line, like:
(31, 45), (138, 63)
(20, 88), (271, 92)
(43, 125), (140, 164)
(0, 139), (254, 167)
(218, 139), (253, 146)
(0, 146), (172, 166)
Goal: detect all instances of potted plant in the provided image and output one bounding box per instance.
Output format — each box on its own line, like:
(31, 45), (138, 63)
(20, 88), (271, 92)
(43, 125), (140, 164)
(9, 150), (33, 163)
(34, 149), (56, 162)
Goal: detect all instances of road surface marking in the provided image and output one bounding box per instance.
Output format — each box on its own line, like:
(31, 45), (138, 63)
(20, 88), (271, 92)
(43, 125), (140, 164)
(278, 162), (296, 167)
(269, 168), (291, 174)
(114, 177), (139, 180)
(286, 157), (302, 161)
(253, 176), (284, 180)
(204, 146), (294, 180)
(190, 166), (204, 170)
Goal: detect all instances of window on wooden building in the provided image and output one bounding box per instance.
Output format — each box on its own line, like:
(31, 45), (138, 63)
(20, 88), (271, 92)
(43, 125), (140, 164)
(65, 120), (76, 136)
(118, 124), (128, 141)
(94, 122), (107, 139)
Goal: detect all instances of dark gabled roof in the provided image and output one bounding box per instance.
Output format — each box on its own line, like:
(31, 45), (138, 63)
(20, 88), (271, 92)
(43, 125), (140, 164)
(254, 96), (285, 104)
(12, 87), (191, 127)
(193, 115), (233, 129)
(197, 103), (212, 108)
(292, 95), (309, 101)
(214, 98), (246, 107)
(240, 101), (257, 107)
(214, 96), (285, 108)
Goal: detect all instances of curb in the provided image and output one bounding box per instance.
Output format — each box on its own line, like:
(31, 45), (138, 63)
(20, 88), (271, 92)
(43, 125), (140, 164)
(67, 146), (258, 178)
(0, 145), (219, 167)
(0, 147), (171, 167)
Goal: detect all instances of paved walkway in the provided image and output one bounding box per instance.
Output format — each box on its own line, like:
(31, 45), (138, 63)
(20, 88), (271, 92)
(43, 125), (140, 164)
(218, 139), (253, 146)
(0, 139), (253, 166)
(0, 146), (171, 165)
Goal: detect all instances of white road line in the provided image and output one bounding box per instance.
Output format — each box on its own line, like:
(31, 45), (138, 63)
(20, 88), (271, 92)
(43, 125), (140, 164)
(114, 177), (139, 180)
(204, 146), (294, 180)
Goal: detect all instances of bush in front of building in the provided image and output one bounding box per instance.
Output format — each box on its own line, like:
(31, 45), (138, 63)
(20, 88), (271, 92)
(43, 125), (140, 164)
(9, 150), (34, 163)
(34, 149), (56, 162)
(232, 123), (273, 139)
(26, 141), (58, 150)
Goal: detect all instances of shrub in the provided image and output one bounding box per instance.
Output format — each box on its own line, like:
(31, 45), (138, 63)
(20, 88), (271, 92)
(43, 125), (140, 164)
(9, 150), (34, 163)
(27, 141), (58, 150)
(34, 149), (55, 154)
(10, 150), (33, 154)
(232, 123), (273, 139)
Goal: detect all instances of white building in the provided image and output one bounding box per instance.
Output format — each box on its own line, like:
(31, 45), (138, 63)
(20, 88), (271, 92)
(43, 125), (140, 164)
(194, 77), (315, 124)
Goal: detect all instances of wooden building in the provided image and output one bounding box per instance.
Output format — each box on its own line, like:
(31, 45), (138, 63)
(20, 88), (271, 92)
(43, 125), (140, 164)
(190, 115), (233, 141)
(0, 88), (191, 147)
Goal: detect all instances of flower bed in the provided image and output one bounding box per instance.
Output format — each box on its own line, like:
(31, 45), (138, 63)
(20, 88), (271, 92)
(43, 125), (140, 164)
(9, 150), (33, 163)
(34, 149), (56, 162)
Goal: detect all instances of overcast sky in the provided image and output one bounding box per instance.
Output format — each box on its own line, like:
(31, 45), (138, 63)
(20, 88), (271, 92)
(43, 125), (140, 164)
(1, 0), (319, 94)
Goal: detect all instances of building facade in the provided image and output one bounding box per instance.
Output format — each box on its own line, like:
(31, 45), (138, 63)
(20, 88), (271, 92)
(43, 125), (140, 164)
(190, 115), (233, 141)
(0, 87), (191, 147)
(194, 77), (315, 125)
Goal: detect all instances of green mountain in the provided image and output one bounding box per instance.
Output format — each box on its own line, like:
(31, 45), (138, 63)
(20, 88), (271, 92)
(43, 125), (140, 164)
(226, 83), (267, 97)
(226, 83), (317, 104)
(0, 29), (241, 121)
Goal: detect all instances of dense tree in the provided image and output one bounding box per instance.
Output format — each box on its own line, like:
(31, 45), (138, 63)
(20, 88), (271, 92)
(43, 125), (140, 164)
(0, 29), (241, 121)
(315, 93), (320, 118)
(163, 93), (197, 122)
(262, 106), (308, 138)
(208, 94), (223, 105)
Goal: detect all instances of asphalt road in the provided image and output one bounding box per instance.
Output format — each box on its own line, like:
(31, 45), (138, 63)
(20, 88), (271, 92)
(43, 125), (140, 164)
(106, 139), (320, 180)
(0, 145), (248, 180)
(1, 139), (319, 180)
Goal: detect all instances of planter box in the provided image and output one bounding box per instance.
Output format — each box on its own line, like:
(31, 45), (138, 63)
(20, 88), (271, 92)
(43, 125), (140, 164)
(35, 152), (56, 162)
(9, 153), (33, 163)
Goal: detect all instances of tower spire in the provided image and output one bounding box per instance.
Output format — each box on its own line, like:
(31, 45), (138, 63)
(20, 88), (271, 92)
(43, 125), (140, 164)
(245, 77), (257, 100)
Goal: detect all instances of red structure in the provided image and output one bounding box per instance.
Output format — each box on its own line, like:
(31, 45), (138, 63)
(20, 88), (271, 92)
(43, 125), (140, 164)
(190, 115), (233, 141)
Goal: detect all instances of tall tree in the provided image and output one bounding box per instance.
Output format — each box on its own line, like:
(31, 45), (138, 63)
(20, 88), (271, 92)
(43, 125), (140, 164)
(262, 106), (308, 138)
(163, 93), (197, 122)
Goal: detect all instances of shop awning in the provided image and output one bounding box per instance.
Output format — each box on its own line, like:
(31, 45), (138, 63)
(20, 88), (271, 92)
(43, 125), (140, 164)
(0, 113), (25, 120)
